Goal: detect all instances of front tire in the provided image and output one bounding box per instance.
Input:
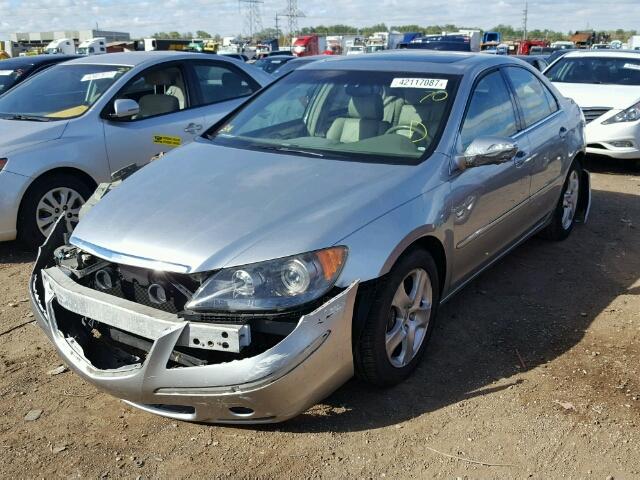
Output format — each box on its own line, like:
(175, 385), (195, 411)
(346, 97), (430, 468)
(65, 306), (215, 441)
(18, 173), (93, 250)
(354, 248), (440, 387)
(541, 161), (582, 241)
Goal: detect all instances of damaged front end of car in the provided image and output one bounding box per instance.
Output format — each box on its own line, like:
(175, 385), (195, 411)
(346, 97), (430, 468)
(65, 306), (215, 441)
(29, 221), (358, 424)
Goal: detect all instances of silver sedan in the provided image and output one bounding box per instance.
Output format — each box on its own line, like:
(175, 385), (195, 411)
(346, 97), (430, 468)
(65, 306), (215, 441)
(0, 51), (271, 248)
(30, 51), (590, 424)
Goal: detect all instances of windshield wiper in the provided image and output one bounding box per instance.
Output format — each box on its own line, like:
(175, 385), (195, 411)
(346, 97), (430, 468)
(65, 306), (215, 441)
(0, 114), (51, 122)
(252, 144), (325, 157)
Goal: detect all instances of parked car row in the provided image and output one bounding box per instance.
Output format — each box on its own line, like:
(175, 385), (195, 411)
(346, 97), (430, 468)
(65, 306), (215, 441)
(27, 50), (594, 424)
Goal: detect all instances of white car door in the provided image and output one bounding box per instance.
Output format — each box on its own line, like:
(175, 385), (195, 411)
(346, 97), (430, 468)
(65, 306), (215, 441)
(186, 60), (262, 130)
(102, 61), (204, 173)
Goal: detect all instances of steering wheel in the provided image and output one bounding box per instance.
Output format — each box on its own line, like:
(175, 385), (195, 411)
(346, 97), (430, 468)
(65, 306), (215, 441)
(385, 123), (429, 144)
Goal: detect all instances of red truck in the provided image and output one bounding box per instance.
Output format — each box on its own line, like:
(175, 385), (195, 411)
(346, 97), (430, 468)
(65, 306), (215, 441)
(517, 39), (549, 55)
(292, 35), (327, 57)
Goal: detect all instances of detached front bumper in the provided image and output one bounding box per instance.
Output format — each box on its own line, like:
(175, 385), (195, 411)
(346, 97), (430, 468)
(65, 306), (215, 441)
(30, 264), (358, 424)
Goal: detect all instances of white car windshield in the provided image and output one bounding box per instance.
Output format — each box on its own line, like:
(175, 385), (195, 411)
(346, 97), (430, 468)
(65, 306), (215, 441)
(546, 56), (640, 85)
(0, 64), (130, 121)
(208, 69), (458, 164)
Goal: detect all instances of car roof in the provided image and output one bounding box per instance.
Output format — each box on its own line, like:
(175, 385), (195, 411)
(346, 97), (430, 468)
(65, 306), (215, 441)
(63, 50), (215, 67)
(0, 54), (79, 68)
(562, 50), (640, 59)
(302, 50), (527, 74)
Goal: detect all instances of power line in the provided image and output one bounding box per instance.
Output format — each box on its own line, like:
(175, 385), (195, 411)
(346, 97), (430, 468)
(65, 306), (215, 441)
(239, 0), (263, 39)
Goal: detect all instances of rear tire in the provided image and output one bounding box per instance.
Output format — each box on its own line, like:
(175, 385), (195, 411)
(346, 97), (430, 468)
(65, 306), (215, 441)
(18, 173), (93, 250)
(354, 248), (440, 387)
(540, 161), (582, 241)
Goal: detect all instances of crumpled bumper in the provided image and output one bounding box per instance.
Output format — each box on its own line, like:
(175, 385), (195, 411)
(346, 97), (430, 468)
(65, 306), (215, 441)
(30, 261), (358, 424)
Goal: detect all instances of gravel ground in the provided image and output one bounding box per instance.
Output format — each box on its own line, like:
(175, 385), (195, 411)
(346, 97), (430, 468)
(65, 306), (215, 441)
(0, 157), (638, 479)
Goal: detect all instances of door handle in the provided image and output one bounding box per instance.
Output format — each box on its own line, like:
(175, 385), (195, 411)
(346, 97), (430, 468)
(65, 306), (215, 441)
(514, 150), (528, 167)
(559, 127), (568, 139)
(184, 123), (203, 134)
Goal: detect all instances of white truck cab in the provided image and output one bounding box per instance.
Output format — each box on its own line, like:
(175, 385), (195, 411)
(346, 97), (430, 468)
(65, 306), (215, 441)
(77, 38), (107, 55)
(45, 38), (75, 55)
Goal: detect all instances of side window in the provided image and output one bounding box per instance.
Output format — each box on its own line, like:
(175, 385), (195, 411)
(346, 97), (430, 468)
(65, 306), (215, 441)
(505, 67), (554, 127)
(542, 84), (559, 113)
(460, 71), (518, 150)
(114, 65), (187, 120)
(192, 63), (256, 106)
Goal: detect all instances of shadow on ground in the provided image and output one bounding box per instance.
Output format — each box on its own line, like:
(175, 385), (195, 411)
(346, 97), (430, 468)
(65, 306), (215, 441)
(276, 168), (640, 432)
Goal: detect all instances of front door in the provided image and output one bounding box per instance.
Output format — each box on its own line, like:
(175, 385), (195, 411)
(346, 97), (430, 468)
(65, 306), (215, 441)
(102, 62), (204, 173)
(449, 69), (532, 287)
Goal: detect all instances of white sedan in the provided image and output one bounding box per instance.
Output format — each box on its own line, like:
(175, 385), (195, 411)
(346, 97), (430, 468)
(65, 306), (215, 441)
(545, 50), (640, 162)
(0, 51), (271, 248)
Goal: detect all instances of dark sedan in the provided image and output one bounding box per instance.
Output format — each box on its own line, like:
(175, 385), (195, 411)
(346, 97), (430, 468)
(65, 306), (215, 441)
(514, 55), (549, 71)
(0, 54), (79, 95)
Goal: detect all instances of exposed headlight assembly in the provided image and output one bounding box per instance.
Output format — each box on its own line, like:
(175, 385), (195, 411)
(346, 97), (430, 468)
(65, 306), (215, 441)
(186, 246), (347, 312)
(602, 100), (640, 124)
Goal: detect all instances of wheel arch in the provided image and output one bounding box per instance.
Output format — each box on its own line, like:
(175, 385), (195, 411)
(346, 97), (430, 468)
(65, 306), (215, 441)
(17, 166), (98, 225)
(353, 233), (448, 348)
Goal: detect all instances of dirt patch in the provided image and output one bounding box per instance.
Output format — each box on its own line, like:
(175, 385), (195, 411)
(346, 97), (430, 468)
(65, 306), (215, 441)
(0, 157), (638, 479)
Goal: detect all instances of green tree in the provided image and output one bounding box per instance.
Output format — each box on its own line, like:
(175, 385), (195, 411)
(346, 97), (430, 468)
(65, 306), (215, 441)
(196, 30), (212, 39)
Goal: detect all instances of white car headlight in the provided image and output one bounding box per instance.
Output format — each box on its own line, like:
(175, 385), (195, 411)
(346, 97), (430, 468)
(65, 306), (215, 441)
(185, 247), (348, 312)
(602, 100), (640, 124)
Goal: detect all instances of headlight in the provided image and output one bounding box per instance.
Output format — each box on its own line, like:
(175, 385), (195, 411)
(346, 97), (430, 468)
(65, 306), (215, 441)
(185, 246), (348, 312)
(602, 101), (640, 124)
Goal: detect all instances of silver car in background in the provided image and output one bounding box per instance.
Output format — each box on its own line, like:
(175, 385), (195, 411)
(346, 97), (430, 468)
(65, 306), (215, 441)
(30, 51), (590, 424)
(0, 51), (271, 248)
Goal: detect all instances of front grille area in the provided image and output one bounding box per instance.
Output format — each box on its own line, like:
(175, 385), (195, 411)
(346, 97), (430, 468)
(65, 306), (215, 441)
(77, 263), (198, 314)
(581, 107), (611, 123)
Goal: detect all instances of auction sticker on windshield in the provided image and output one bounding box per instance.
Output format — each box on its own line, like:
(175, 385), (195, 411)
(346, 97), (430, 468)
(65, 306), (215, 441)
(0, 70), (14, 76)
(390, 78), (448, 89)
(623, 63), (640, 71)
(81, 71), (120, 82)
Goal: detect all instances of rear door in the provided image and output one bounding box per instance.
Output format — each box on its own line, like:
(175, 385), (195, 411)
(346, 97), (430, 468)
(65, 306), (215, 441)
(449, 69), (532, 286)
(102, 61), (204, 173)
(185, 60), (262, 130)
(503, 66), (567, 219)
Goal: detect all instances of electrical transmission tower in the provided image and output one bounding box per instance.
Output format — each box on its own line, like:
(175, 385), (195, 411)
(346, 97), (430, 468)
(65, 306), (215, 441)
(240, 0), (264, 39)
(286, 0), (299, 38)
(521, 1), (528, 41)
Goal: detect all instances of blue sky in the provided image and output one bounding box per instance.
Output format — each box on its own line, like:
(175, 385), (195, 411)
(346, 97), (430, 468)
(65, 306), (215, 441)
(0, 0), (637, 38)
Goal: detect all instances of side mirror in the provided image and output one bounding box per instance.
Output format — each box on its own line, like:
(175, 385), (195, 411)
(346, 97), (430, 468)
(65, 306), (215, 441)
(456, 136), (518, 170)
(111, 99), (140, 119)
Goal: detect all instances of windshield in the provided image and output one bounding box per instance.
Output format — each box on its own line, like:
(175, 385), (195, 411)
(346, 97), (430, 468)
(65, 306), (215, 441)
(0, 64), (130, 120)
(207, 69), (458, 164)
(0, 67), (30, 93)
(546, 56), (640, 85)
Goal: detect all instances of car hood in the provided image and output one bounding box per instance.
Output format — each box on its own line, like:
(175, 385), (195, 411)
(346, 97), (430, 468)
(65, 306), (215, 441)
(552, 82), (640, 109)
(71, 140), (419, 273)
(0, 119), (68, 155)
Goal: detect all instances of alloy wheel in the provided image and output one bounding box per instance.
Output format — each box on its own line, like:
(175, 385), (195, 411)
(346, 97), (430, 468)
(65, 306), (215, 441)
(385, 268), (433, 368)
(36, 187), (85, 237)
(561, 170), (580, 230)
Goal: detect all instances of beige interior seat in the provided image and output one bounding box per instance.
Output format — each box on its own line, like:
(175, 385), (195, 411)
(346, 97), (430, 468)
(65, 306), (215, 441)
(327, 95), (389, 143)
(138, 70), (182, 117)
(395, 89), (447, 144)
